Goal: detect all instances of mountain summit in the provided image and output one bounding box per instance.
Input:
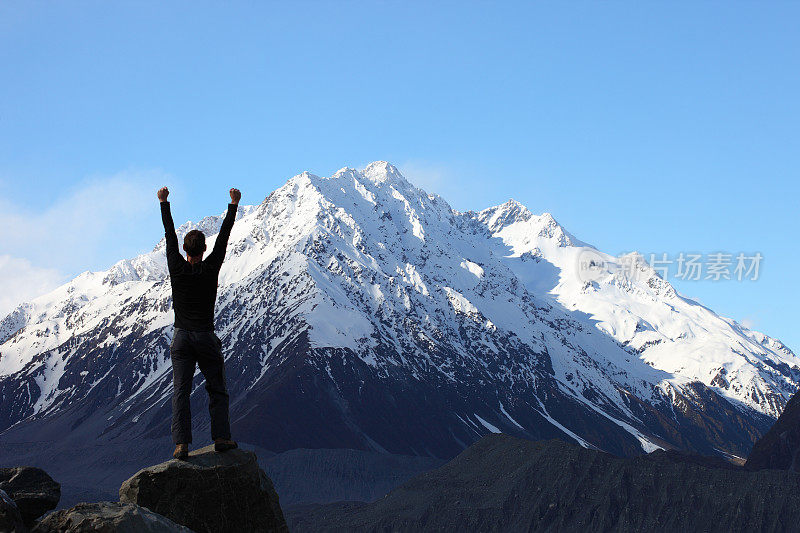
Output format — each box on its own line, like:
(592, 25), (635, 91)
(0, 162), (797, 460)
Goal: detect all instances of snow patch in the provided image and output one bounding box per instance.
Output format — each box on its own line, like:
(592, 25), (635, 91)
(460, 260), (484, 278)
(474, 413), (501, 433)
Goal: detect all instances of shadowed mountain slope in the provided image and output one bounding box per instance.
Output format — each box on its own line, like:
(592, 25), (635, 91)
(747, 390), (800, 471)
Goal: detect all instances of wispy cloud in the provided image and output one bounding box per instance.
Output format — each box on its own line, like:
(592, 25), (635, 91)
(0, 255), (64, 317)
(397, 160), (455, 196)
(396, 160), (493, 213)
(740, 316), (759, 330)
(0, 169), (170, 316)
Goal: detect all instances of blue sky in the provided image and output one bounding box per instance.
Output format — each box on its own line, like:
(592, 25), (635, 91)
(0, 2), (798, 351)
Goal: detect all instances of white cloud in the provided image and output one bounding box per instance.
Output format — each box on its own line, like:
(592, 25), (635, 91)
(0, 169), (169, 275)
(0, 255), (64, 318)
(0, 169), (170, 316)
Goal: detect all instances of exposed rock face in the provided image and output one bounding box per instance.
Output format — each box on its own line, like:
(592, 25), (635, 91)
(31, 502), (192, 533)
(119, 445), (287, 533)
(288, 434), (800, 533)
(0, 467), (60, 527)
(0, 489), (24, 533)
(747, 391), (800, 471)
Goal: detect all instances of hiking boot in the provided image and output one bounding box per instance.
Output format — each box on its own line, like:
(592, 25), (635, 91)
(214, 438), (238, 452)
(173, 443), (189, 460)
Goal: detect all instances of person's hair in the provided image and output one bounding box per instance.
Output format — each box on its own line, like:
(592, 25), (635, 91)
(183, 230), (206, 257)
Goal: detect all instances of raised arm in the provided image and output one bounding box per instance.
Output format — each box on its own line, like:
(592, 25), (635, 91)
(158, 187), (185, 272)
(205, 188), (241, 270)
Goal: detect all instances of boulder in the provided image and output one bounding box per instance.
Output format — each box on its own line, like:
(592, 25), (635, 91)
(0, 488), (25, 533)
(119, 445), (287, 533)
(31, 502), (192, 533)
(0, 467), (60, 527)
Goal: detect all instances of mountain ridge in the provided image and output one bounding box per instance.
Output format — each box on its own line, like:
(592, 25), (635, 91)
(0, 162), (796, 461)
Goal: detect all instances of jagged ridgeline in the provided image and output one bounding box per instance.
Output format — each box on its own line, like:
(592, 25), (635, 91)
(0, 162), (797, 459)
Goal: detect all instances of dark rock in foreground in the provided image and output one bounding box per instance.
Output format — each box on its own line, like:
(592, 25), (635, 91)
(289, 434), (800, 533)
(0, 467), (60, 527)
(747, 390), (800, 471)
(119, 444), (287, 533)
(0, 488), (25, 533)
(31, 501), (191, 533)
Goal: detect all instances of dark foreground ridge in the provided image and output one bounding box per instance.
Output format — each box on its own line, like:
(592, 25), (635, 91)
(9, 388), (800, 532)
(289, 434), (800, 533)
(747, 389), (800, 471)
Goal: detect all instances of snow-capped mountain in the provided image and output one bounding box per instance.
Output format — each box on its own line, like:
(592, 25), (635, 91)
(0, 162), (796, 460)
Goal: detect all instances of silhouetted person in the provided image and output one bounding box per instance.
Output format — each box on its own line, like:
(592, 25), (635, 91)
(158, 186), (241, 460)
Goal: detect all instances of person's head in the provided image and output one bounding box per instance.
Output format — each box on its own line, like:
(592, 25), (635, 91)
(183, 230), (207, 259)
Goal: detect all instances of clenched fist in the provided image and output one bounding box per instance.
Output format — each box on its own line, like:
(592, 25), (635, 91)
(157, 187), (169, 202)
(229, 188), (241, 205)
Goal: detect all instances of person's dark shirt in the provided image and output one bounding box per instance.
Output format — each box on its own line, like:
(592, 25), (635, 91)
(160, 201), (237, 332)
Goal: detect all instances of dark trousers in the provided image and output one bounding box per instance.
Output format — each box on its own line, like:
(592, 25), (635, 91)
(170, 328), (231, 444)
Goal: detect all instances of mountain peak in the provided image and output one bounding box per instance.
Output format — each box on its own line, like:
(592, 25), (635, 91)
(500, 198), (533, 218)
(474, 199), (534, 232)
(332, 166), (359, 179)
(362, 161), (406, 185)
(503, 198), (527, 208)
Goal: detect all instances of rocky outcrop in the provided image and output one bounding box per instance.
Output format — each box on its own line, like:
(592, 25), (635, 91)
(31, 502), (191, 533)
(0, 489), (24, 533)
(119, 444), (287, 533)
(289, 434), (800, 533)
(0, 467), (60, 527)
(747, 391), (800, 471)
